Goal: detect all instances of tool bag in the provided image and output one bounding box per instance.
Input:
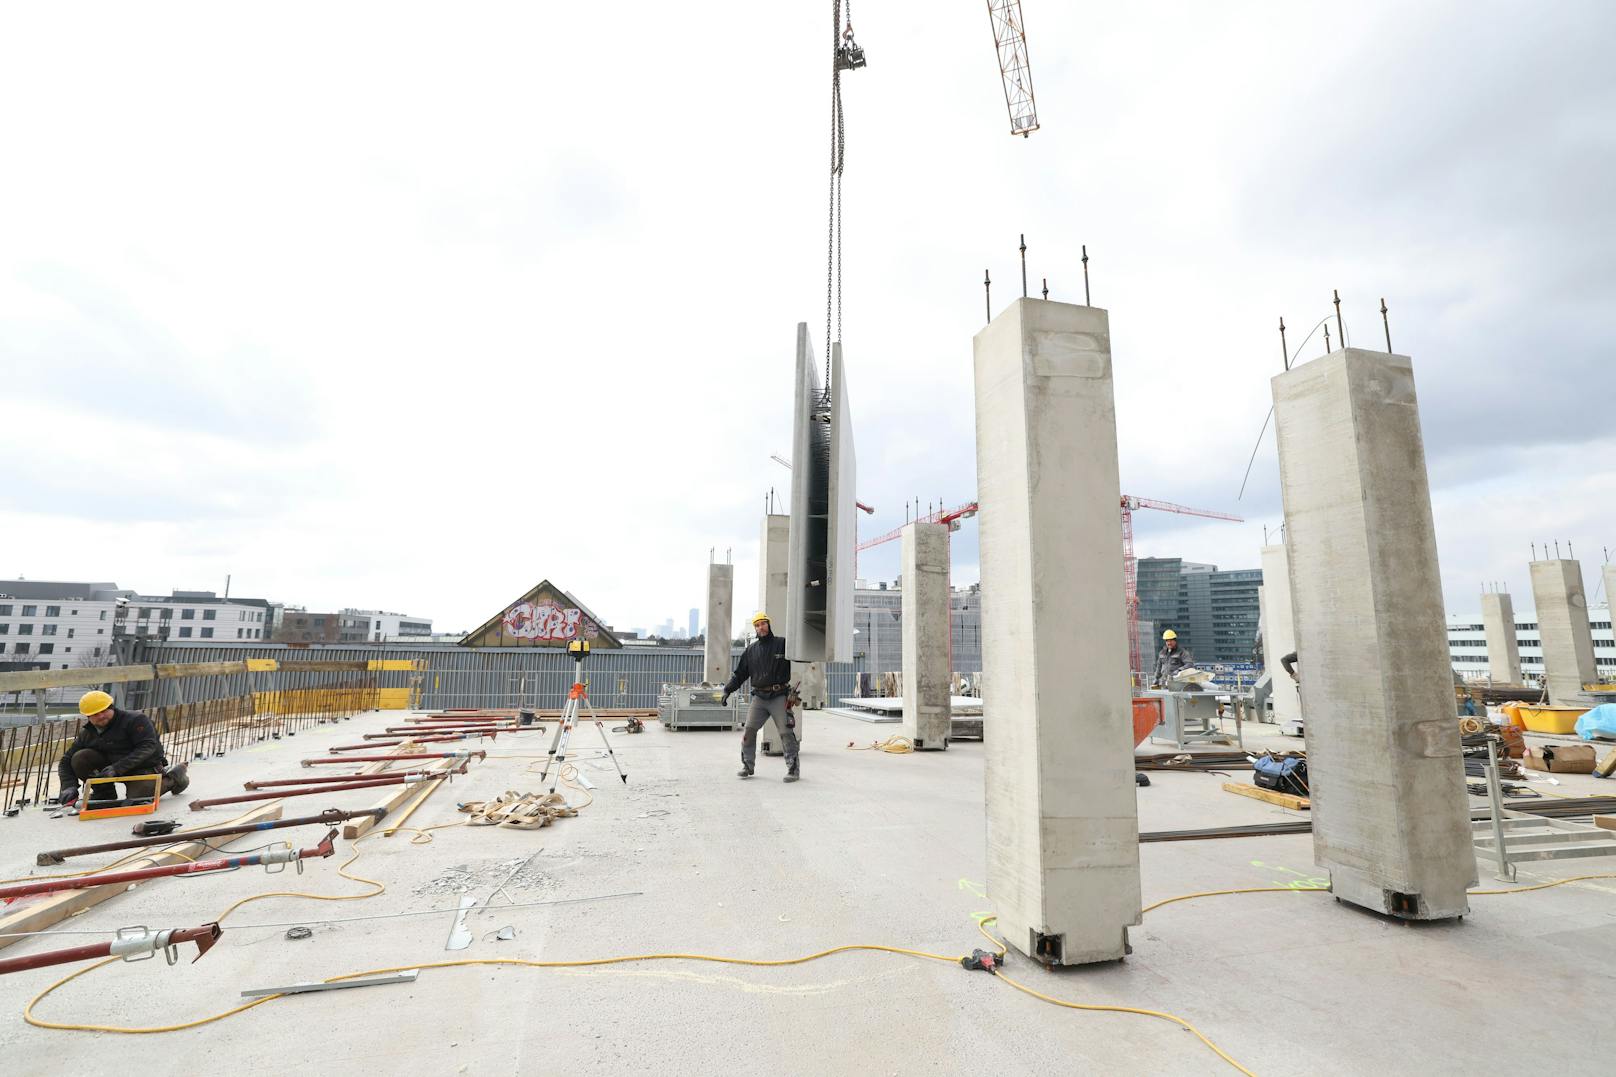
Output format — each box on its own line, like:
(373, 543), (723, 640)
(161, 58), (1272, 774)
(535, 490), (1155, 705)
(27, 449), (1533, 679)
(1252, 752), (1309, 797)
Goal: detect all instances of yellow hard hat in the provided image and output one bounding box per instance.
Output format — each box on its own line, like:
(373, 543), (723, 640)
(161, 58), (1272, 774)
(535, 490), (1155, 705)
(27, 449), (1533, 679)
(751, 611), (770, 625)
(79, 690), (114, 717)
(1162, 630), (1177, 641)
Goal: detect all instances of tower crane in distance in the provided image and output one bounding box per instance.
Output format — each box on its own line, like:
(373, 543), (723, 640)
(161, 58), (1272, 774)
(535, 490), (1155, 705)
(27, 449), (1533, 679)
(858, 496), (1244, 683)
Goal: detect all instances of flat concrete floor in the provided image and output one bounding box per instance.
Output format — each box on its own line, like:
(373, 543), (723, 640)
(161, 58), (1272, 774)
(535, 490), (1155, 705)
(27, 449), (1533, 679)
(0, 711), (1611, 1076)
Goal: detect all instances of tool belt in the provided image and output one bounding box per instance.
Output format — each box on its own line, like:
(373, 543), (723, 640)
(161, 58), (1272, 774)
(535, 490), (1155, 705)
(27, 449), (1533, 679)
(755, 684), (789, 699)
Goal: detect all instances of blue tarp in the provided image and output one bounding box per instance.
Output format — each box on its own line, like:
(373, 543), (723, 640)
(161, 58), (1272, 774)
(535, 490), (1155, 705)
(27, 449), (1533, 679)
(1575, 703), (1616, 741)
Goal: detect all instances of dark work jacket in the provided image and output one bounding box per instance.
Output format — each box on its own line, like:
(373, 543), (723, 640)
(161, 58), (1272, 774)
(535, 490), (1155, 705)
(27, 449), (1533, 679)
(57, 707), (168, 787)
(1153, 644), (1195, 686)
(723, 634), (793, 698)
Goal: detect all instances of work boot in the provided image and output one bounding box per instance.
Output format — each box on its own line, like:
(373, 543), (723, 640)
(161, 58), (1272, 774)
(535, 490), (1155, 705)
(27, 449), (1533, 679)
(163, 763), (191, 795)
(737, 766), (754, 779)
(783, 765), (800, 783)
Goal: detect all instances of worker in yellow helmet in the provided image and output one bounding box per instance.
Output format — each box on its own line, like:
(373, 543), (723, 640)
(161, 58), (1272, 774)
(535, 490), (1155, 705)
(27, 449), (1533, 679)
(53, 690), (189, 809)
(1151, 629), (1196, 689)
(721, 611), (800, 782)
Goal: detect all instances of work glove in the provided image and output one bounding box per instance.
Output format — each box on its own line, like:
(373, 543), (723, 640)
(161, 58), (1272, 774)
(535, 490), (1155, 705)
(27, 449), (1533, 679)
(57, 786), (79, 807)
(95, 766), (118, 779)
(720, 694), (730, 706)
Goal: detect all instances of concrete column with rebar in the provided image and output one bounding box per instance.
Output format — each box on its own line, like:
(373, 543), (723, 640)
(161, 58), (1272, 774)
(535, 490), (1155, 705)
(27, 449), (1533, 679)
(974, 297), (1140, 965)
(1273, 347), (1474, 920)
(901, 521), (951, 750)
(1481, 591), (1522, 684)
(1529, 560), (1597, 704)
(705, 563), (733, 687)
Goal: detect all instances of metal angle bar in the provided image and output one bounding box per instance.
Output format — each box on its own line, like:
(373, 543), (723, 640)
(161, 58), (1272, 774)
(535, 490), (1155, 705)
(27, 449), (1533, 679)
(445, 895), (476, 951)
(241, 969), (419, 998)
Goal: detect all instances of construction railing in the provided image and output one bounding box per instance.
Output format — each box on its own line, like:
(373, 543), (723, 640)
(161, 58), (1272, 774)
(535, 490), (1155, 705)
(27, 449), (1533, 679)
(0, 659), (420, 813)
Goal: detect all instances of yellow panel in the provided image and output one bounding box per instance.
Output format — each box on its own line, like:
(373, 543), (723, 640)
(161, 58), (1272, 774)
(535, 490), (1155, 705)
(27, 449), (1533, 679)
(376, 687), (412, 709)
(367, 660), (421, 671)
(245, 659), (279, 672)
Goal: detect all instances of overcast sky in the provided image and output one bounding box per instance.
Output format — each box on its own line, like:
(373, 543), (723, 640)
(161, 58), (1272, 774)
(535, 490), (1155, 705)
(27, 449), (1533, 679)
(2, 1), (1612, 637)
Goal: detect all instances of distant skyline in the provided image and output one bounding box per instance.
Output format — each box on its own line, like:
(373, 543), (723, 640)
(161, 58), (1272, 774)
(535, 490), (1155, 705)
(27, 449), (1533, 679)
(2, 3), (1611, 638)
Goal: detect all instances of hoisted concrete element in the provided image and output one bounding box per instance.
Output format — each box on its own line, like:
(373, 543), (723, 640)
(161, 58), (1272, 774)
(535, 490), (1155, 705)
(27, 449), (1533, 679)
(1259, 542), (1301, 727)
(900, 521), (951, 750)
(1272, 346), (1475, 920)
(974, 297), (1140, 965)
(785, 325), (857, 664)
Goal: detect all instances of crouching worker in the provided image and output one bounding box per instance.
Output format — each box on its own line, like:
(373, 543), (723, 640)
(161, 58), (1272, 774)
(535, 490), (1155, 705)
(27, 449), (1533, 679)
(55, 691), (190, 807)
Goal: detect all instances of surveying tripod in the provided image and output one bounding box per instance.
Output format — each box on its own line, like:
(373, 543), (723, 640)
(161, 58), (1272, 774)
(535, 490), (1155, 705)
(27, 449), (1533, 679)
(538, 640), (627, 794)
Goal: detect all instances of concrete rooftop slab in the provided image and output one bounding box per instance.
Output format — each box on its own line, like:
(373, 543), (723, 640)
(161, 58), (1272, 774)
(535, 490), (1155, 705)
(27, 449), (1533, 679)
(0, 711), (1611, 1076)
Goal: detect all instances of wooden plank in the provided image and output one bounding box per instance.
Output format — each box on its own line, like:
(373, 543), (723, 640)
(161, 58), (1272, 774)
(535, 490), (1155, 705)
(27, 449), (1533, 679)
(1222, 781), (1310, 811)
(1594, 815), (1616, 832)
(155, 661), (248, 679)
(0, 664), (155, 693)
(0, 801), (285, 952)
(344, 758), (456, 840)
(278, 660), (371, 674)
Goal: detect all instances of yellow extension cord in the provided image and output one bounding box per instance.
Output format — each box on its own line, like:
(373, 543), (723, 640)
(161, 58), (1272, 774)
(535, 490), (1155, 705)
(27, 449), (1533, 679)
(847, 735), (914, 754)
(14, 807), (1616, 1074)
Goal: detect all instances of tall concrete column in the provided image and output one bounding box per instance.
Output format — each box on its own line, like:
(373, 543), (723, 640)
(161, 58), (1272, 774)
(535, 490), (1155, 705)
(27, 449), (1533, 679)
(1481, 592), (1522, 684)
(1273, 347), (1474, 920)
(704, 563), (733, 687)
(974, 297), (1140, 965)
(900, 521), (951, 750)
(757, 513), (793, 753)
(1258, 543), (1300, 726)
(1529, 560), (1596, 704)
(759, 515), (789, 623)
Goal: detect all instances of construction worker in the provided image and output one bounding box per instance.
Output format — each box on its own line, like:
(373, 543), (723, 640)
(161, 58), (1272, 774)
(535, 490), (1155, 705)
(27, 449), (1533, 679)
(1151, 629), (1195, 688)
(54, 691), (189, 808)
(722, 611), (800, 782)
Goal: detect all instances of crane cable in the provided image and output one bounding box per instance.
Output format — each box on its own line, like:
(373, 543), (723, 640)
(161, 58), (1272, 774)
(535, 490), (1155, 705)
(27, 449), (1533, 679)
(825, 0), (850, 390)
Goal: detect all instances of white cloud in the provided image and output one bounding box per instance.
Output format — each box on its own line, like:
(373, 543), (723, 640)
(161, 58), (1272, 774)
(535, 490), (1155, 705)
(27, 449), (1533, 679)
(2, 1), (1610, 637)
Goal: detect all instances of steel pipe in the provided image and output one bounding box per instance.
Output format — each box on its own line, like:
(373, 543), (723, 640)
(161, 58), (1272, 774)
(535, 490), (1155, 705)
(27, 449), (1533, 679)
(0, 923), (222, 976)
(245, 771), (438, 790)
(36, 808), (385, 866)
(0, 831), (337, 900)
(329, 734), (475, 752)
(189, 764), (465, 810)
(301, 751), (485, 767)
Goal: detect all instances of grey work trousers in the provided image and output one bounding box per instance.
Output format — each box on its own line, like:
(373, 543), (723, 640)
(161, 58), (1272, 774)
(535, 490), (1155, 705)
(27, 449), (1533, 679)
(741, 695), (798, 773)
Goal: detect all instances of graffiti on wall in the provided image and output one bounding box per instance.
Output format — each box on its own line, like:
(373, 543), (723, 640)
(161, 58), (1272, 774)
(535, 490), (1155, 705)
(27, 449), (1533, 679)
(502, 602), (597, 642)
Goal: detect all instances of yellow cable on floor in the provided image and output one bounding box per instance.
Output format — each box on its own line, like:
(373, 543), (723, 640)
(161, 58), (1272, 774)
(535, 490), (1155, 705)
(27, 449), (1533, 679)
(1469, 873), (1616, 895)
(846, 736), (914, 754)
(1142, 886), (1327, 915)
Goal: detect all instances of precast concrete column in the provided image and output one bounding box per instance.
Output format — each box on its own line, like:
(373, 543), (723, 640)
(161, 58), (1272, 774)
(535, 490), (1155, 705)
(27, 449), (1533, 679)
(1529, 560), (1596, 704)
(1258, 543), (1300, 726)
(759, 515), (789, 623)
(758, 513), (793, 754)
(793, 662), (827, 709)
(704, 563), (733, 687)
(1272, 347), (1474, 920)
(1481, 592), (1522, 684)
(973, 297), (1140, 965)
(900, 521), (951, 750)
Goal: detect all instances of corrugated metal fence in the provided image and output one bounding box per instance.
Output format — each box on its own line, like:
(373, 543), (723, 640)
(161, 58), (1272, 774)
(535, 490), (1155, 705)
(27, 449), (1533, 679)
(131, 642), (869, 710)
